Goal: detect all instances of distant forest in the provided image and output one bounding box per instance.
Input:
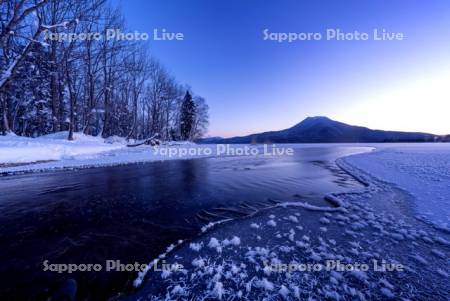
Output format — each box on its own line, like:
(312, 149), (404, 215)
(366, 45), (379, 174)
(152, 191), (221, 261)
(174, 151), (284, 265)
(0, 0), (209, 141)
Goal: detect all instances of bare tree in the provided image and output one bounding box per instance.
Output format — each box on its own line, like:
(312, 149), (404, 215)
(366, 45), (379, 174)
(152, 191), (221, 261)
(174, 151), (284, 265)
(0, 0), (209, 139)
(191, 96), (209, 140)
(1, 0), (48, 132)
(126, 46), (148, 139)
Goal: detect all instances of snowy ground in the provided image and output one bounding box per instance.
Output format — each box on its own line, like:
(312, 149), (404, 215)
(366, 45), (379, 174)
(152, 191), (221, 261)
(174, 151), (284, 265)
(0, 132), (124, 165)
(0, 132), (217, 175)
(121, 144), (450, 301)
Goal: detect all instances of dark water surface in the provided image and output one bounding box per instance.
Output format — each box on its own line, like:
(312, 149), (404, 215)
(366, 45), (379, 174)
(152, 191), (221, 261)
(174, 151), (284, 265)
(0, 145), (370, 300)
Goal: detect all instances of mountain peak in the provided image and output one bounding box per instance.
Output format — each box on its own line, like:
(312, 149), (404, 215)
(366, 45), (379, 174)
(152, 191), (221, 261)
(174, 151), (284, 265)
(198, 116), (439, 144)
(290, 116), (337, 131)
(304, 116), (331, 121)
(301, 116), (337, 124)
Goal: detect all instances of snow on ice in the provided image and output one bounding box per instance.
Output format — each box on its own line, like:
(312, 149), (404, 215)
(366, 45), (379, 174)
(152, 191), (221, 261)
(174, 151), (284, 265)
(341, 143), (450, 231)
(124, 143), (450, 301)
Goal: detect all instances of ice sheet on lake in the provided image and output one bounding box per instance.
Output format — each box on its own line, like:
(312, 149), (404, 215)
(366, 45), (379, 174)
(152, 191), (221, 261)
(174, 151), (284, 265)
(342, 143), (450, 231)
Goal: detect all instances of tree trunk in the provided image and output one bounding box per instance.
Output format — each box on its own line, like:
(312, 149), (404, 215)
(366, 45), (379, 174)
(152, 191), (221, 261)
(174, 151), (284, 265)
(50, 40), (60, 132)
(49, 4), (59, 133)
(65, 63), (75, 141)
(1, 95), (11, 134)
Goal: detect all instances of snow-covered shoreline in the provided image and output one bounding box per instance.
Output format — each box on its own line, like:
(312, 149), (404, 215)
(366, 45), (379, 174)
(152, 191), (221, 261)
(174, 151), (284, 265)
(340, 144), (450, 231)
(120, 144), (450, 300)
(0, 133), (371, 175)
(0, 132), (218, 175)
(2, 133), (449, 231)
(123, 149), (450, 301)
(0, 132), (124, 164)
(2, 138), (449, 300)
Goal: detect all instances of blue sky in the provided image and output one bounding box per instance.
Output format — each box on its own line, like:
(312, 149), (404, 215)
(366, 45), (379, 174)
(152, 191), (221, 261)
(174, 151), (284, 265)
(112, 0), (450, 137)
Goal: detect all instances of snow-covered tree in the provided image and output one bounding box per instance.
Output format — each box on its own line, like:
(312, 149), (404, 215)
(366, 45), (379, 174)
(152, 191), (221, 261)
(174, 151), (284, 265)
(0, 0), (209, 139)
(192, 96), (209, 140)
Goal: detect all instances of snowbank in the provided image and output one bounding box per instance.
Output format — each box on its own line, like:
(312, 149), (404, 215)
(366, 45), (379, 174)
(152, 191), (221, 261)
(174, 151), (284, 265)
(0, 132), (124, 164)
(0, 133), (224, 174)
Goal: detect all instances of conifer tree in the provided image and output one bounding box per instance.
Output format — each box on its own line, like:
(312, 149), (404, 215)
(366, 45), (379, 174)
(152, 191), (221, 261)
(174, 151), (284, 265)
(179, 90), (196, 140)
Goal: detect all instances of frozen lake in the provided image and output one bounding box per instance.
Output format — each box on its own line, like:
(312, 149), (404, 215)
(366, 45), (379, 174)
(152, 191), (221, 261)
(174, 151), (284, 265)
(0, 145), (371, 300)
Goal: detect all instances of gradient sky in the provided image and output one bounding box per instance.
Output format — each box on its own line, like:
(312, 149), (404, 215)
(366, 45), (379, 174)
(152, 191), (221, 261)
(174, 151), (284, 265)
(111, 0), (450, 137)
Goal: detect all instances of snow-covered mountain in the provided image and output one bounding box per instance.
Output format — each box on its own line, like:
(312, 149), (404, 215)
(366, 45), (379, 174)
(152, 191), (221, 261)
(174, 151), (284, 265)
(199, 116), (441, 143)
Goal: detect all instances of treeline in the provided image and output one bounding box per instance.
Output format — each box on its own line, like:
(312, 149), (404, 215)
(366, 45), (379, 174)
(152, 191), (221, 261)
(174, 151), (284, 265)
(0, 0), (208, 140)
